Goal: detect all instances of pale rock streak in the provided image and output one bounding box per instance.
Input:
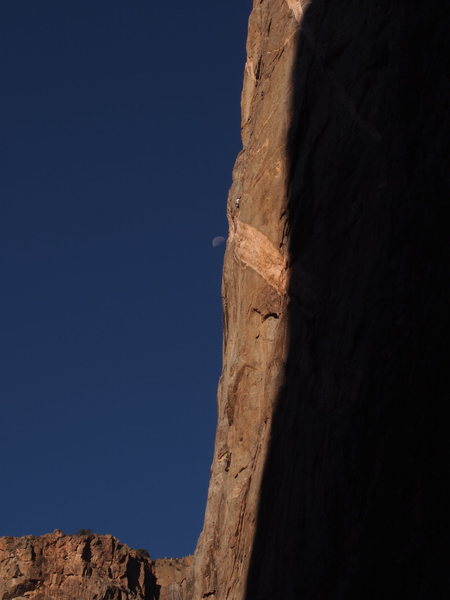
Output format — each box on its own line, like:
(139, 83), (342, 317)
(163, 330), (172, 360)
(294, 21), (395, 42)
(285, 0), (303, 22)
(233, 221), (287, 295)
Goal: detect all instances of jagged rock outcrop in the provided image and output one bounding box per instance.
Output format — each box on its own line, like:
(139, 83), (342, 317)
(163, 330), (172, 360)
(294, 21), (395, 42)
(0, 532), (193, 600)
(0, 531), (157, 600)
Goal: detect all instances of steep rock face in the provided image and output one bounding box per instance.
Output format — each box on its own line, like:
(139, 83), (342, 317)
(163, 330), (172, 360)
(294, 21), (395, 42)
(193, 0), (449, 599)
(0, 531), (156, 600)
(191, 2), (305, 598)
(1, 2), (447, 599)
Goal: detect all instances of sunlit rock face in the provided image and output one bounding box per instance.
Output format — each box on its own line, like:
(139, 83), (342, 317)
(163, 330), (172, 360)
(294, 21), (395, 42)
(0, 532), (195, 600)
(190, 1), (297, 598)
(153, 556), (193, 600)
(0, 531), (157, 600)
(192, 0), (449, 599)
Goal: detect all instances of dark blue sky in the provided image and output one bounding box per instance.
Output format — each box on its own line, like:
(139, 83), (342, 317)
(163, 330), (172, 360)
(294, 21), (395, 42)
(0, 1), (250, 558)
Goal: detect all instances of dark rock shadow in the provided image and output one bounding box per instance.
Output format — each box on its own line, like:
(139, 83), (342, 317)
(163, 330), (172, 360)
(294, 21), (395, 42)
(245, 2), (449, 598)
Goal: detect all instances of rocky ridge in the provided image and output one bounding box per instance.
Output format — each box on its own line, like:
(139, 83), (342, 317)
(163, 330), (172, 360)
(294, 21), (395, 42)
(0, 531), (155, 600)
(0, 531), (192, 600)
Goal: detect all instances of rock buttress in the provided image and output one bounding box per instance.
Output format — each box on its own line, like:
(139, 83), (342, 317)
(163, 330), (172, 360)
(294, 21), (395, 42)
(192, 0), (449, 598)
(191, 2), (304, 598)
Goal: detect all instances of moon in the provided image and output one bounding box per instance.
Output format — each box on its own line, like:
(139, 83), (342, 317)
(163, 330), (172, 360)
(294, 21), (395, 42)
(212, 236), (225, 248)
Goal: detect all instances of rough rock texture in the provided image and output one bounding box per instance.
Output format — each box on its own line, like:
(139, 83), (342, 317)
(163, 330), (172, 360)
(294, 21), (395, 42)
(192, 0), (449, 599)
(0, 531), (157, 600)
(190, 2), (300, 598)
(153, 557), (193, 600)
(1, 2), (448, 599)
(0, 533), (194, 600)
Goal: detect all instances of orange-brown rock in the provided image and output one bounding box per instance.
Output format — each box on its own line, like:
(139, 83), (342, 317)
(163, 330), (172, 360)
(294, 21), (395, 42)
(190, 1), (300, 598)
(1, 1), (448, 598)
(0, 531), (156, 600)
(192, 0), (449, 597)
(153, 556), (193, 600)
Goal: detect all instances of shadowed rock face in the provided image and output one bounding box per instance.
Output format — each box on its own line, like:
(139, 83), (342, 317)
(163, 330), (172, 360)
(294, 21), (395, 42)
(193, 0), (449, 598)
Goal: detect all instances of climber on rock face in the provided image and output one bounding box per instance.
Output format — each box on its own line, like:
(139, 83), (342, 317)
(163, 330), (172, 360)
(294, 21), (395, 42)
(235, 198), (240, 209)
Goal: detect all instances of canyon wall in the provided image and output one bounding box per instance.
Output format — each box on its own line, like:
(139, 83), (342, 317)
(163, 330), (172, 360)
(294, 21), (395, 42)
(191, 1), (301, 598)
(1, 3), (297, 597)
(1, 2), (448, 599)
(193, 0), (449, 598)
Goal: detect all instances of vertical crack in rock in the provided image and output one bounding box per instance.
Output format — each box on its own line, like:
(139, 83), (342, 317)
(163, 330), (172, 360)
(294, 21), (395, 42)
(81, 538), (92, 563)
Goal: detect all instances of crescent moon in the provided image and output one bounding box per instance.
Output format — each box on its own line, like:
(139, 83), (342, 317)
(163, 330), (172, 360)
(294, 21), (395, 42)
(212, 236), (225, 248)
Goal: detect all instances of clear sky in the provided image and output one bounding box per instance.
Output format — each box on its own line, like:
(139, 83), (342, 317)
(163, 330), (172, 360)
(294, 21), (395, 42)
(0, 1), (251, 558)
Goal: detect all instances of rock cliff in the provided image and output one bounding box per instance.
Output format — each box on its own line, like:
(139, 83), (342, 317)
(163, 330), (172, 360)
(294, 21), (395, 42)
(1, 1), (448, 599)
(0, 531), (156, 600)
(0, 532), (193, 600)
(191, 1), (298, 598)
(193, 0), (449, 598)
